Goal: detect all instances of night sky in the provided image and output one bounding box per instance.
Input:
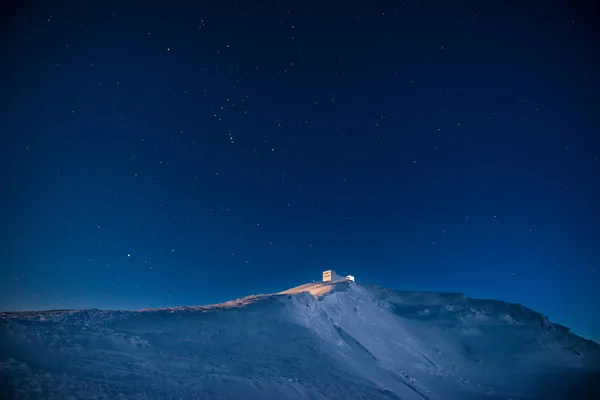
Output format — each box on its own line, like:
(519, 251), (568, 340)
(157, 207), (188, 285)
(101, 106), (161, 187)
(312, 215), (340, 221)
(2, 1), (599, 341)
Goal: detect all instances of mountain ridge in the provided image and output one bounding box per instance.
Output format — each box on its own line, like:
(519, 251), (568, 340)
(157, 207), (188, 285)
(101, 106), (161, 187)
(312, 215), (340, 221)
(1, 281), (599, 399)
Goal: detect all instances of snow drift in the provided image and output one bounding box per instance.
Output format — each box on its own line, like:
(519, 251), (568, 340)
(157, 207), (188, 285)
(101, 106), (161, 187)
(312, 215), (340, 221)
(1, 281), (599, 399)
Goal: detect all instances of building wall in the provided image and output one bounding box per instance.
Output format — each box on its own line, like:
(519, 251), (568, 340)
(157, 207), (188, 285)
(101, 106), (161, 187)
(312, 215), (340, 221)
(323, 270), (345, 281)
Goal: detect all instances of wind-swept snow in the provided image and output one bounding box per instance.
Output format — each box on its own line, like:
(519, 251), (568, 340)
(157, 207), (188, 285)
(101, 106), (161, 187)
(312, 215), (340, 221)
(1, 282), (599, 399)
(279, 280), (343, 297)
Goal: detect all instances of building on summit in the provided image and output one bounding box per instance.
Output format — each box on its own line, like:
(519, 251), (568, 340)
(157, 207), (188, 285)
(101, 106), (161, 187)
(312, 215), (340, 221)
(322, 270), (355, 282)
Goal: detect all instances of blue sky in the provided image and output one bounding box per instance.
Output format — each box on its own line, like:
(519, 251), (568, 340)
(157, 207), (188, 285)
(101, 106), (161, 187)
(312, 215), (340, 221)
(1, 0), (598, 341)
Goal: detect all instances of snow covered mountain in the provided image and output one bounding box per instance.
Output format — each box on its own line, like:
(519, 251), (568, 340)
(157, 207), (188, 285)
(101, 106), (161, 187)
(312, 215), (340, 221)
(1, 281), (599, 399)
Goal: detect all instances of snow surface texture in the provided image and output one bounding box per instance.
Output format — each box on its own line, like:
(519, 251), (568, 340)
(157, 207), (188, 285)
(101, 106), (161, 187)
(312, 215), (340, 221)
(1, 281), (599, 399)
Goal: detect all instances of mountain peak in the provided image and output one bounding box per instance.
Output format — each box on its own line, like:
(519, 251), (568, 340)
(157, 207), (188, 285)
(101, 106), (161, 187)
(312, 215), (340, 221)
(1, 282), (599, 399)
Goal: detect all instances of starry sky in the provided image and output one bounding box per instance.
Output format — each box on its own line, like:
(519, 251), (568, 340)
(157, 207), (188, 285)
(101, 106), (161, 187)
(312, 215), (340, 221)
(1, 1), (599, 340)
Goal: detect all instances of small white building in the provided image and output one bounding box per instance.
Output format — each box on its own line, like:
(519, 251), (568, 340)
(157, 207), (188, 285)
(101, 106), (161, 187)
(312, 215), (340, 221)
(322, 270), (354, 282)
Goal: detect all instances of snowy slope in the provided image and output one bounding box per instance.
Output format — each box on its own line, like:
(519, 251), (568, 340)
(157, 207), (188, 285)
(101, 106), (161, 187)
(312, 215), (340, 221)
(1, 281), (599, 399)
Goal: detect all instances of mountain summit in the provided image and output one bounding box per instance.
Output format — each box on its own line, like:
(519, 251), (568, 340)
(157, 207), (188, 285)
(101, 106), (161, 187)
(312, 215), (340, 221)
(1, 281), (599, 399)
